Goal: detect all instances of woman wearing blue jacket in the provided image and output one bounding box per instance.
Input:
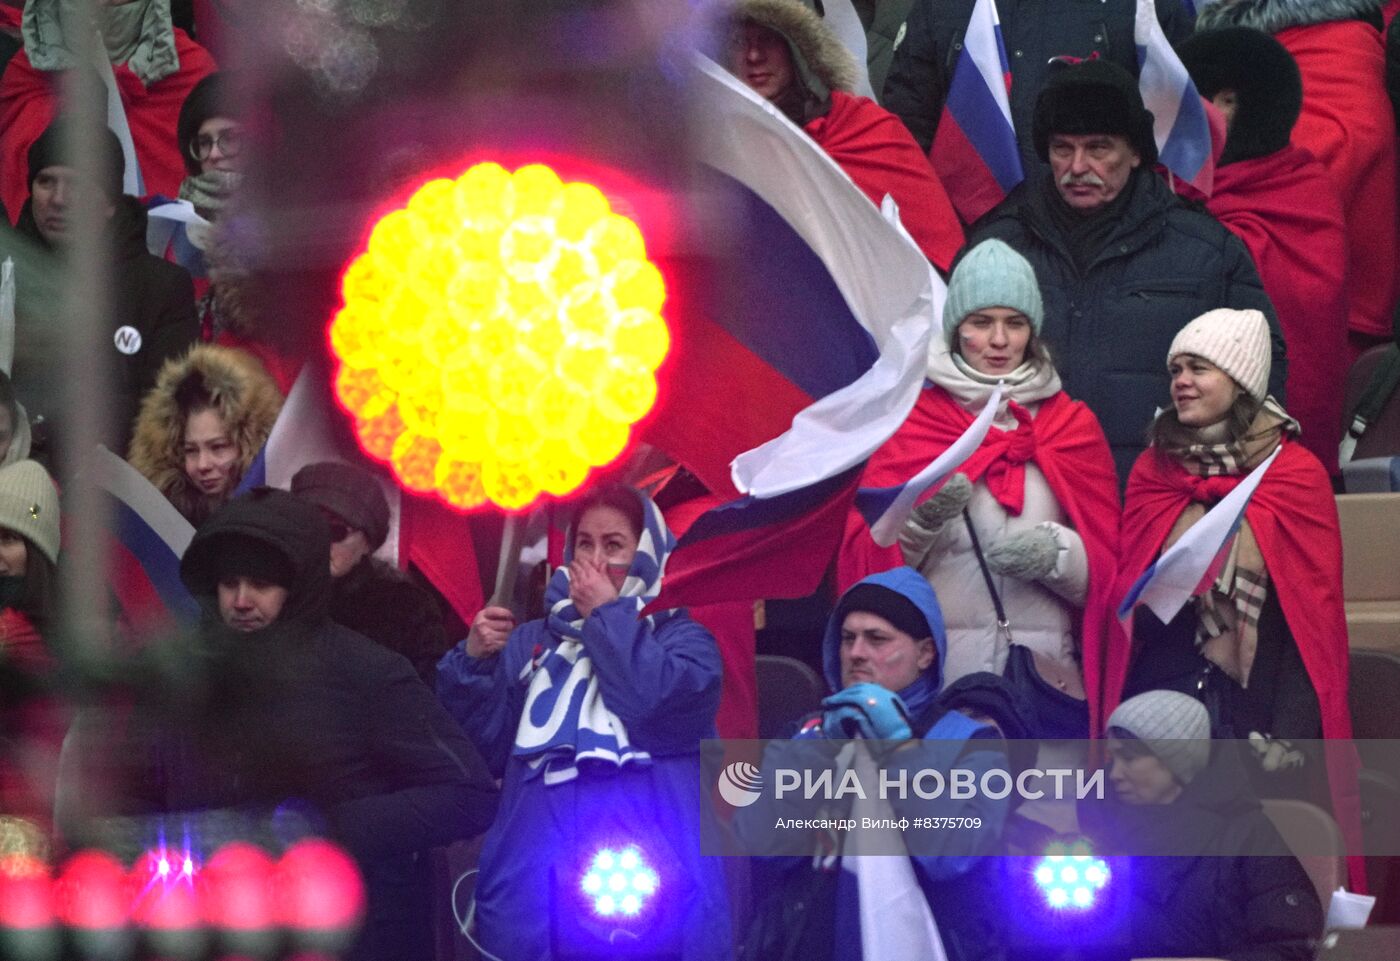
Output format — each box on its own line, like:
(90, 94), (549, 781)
(437, 483), (730, 961)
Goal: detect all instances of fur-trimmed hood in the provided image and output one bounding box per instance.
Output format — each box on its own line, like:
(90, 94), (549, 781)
(1196, 0), (1382, 35)
(730, 0), (859, 95)
(128, 345), (283, 526)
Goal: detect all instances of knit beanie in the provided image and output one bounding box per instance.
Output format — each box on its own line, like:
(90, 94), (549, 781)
(1032, 58), (1158, 166)
(835, 582), (935, 640)
(0, 460), (61, 565)
(290, 461), (391, 550)
(177, 73), (232, 176)
(1106, 690), (1211, 785)
(27, 121), (125, 200)
(943, 239), (1044, 344)
(1167, 308), (1271, 403)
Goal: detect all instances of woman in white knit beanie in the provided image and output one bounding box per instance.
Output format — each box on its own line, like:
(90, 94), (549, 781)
(1114, 307), (1351, 785)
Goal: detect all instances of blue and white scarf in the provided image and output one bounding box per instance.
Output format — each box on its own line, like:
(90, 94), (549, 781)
(511, 489), (677, 785)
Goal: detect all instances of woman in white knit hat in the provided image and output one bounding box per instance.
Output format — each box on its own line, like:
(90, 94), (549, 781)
(841, 239), (1121, 748)
(1114, 308), (1352, 785)
(0, 459), (62, 860)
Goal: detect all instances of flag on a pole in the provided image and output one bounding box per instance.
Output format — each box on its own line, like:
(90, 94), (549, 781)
(1135, 0), (1215, 196)
(929, 0), (1023, 223)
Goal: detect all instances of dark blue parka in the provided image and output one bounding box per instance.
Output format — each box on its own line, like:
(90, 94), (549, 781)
(968, 168), (1288, 481)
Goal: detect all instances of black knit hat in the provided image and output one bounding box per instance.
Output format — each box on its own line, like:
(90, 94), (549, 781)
(27, 121), (125, 200)
(1031, 58), (1158, 166)
(290, 461), (391, 550)
(835, 582), (935, 640)
(1178, 28), (1301, 166)
(177, 72), (230, 176)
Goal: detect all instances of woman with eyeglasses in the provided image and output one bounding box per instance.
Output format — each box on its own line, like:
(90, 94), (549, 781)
(176, 73), (244, 220)
(128, 344), (282, 526)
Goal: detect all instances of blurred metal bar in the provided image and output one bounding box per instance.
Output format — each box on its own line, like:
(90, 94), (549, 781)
(56, 0), (116, 670)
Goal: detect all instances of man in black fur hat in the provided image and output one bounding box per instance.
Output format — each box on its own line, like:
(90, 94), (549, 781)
(966, 58), (1287, 483)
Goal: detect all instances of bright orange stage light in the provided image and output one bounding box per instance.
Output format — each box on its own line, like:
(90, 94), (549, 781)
(330, 161), (670, 511)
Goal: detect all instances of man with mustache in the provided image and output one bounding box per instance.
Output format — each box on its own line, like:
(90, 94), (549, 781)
(966, 58), (1287, 483)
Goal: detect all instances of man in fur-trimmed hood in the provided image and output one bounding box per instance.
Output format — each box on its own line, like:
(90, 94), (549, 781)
(1198, 0), (1398, 356)
(721, 0), (963, 269)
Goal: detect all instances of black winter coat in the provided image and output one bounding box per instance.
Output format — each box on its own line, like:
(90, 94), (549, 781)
(1079, 746), (1323, 960)
(12, 195), (198, 458)
(968, 170), (1287, 481)
(883, 0), (1192, 169)
(114, 490), (498, 961)
(329, 556), (449, 688)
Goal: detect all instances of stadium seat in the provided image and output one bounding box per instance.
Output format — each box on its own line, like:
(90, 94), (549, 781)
(1336, 493), (1400, 653)
(1343, 345), (1400, 462)
(754, 654), (826, 739)
(1262, 798), (1347, 915)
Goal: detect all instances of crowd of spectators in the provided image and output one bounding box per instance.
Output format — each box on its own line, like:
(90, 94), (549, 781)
(1, 0), (1396, 958)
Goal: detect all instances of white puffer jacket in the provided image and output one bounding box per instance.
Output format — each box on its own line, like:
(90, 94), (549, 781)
(902, 342), (1090, 685)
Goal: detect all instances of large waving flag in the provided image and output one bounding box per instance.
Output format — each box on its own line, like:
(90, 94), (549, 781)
(1118, 446), (1280, 631)
(644, 57), (939, 610)
(1135, 0), (1214, 196)
(929, 0), (1023, 223)
(92, 445), (198, 628)
(855, 382), (1003, 546)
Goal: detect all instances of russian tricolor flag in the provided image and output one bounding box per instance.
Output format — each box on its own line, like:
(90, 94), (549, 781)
(929, 0), (1023, 224)
(1118, 446), (1280, 631)
(92, 445), (198, 628)
(855, 382), (1003, 546)
(1135, 0), (1215, 197)
(646, 58), (940, 610)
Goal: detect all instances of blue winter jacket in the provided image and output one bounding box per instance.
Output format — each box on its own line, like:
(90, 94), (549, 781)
(437, 598), (730, 961)
(735, 569), (1011, 961)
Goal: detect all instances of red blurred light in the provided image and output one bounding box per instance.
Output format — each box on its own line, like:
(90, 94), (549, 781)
(52, 851), (127, 930)
(200, 843), (275, 931)
(272, 840), (364, 931)
(0, 855), (53, 928)
(128, 849), (201, 930)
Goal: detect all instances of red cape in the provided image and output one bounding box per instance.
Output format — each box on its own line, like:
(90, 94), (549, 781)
(805, 90), (964, 272)
(838, 387), (1123, 731)
(1208, 147), (1349, 475)
(0, 30), (216, 220)
(1113, 440), (1364, 888)
(1277, 21), (1399, 340)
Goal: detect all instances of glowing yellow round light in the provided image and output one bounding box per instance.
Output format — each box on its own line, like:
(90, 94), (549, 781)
(329, 161), (670, 512)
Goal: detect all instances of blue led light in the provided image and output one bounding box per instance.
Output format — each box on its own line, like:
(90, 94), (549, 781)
(1033, 841), (1109, 911)
(581, 847), (658, 918)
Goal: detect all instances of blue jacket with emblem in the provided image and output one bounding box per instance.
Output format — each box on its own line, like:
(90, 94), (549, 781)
(437, 599), (729, 961)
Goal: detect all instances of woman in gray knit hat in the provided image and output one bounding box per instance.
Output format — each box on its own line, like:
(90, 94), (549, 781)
(856, 240), (1120, 739)
(1076, 689), (1323, 960)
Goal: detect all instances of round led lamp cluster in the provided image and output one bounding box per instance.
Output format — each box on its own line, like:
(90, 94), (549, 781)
(1033, 841), (1110, 910)
(579, 847), (658, 918)
(330, 161), (671, 512)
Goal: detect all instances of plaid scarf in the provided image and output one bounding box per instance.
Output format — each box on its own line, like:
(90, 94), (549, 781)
(1161, 399), (1299, 686)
